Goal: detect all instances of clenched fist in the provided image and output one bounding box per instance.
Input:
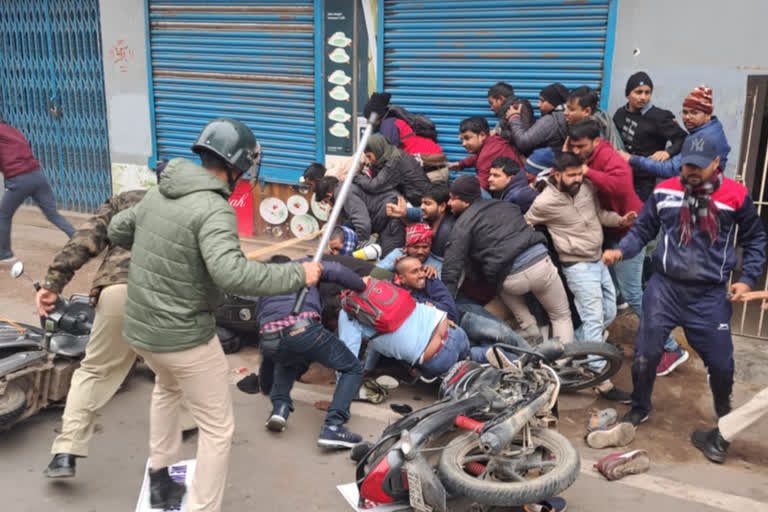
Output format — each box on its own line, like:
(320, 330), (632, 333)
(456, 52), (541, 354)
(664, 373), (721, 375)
(301, 261), (323, 287)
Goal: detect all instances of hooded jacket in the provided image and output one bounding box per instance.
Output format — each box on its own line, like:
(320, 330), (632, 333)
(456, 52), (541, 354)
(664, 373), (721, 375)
(355, 134), (429, 206)
(629, 117), (731, 178)
(584, 139), (644, 240)
(508, 110), (568, 154)
(497, 169), (538, 214)
(442, 198), (546, 296)
(618, 176), (765, 288)
(108, 158), (306, 352)
(456, 135), (523, 190)
(0, 122), (40, 179)
(525, 180), (621, 262)
(334, 181), (400, 244)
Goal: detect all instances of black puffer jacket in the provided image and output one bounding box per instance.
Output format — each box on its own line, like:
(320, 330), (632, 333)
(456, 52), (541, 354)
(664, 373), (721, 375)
(334, 182), (399, 242)
(354, 151), (429, 206)
(442, 199), (547, 296)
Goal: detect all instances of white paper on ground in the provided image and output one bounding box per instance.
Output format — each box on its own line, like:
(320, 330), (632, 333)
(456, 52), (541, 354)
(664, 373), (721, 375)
(337, 482), (410, 511)
(135, 458), (196, 512)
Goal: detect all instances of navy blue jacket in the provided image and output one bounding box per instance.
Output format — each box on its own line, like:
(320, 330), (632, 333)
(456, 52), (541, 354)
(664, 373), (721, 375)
(257, 259), (366, 328)
(618, 177), (766, 288)
(498, 170), (537, 214)
(629, 117), (731, 178)
(407, 278), (460, 324)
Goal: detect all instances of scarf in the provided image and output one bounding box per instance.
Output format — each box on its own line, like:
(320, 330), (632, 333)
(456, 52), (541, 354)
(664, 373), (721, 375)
(405, 223), (433, 247)
(679, 170), (722, 246)
(366, 134), (401, 168)
(338, 225), (358, 255)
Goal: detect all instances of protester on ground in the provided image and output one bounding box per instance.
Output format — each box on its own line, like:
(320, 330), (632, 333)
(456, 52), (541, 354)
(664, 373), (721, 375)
(567, 119), (688, 373)
(564, 86), (624, 151)
(363, 92), (448, 178)
(441, 175), (573, 343)
(487, 82), (535, 139)
(620, 86), (731, 178)
(0, 119), (75, 263)
(386, 182), (456, 259)
(395, 255), (529, 365)
(315, 175), (405, 256)
(692, 292), (768, 464)
(355, 134), (430, 206)
(603, 134), (766, 427)
(505, 82), (570, 154)
(449, 116), (523, 191)
(256, 254), (365, 448)
(526, 152), (636, 401)
(376, 222), (442, 277)
(488, 156), (538, 213)
(613, 71), (687, 201)
(327, 226), (358, 256)
(108, 118), (321, 512)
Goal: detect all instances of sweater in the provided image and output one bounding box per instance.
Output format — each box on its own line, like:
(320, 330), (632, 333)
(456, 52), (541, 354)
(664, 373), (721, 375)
(457, 135), (523, 190)
(0, 123), (40, 179)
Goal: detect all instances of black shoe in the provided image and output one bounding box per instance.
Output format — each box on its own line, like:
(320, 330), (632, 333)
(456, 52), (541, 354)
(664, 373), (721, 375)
(148, 467), (186, 510)
(265, 403), (292, 432)
(182, 427), (198, 442)
(621, 408), (649, 426)
(597, 385), (633, 404)
(44, 453), (76, 478)
(691, 428), (729, 464)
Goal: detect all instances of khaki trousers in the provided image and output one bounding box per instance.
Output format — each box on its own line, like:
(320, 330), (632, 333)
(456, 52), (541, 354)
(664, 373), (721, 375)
(499, 256), (574, 344)
(51, 284), (195, 457)
(718, 386), (768, 441)
(134, 337), (234, 512)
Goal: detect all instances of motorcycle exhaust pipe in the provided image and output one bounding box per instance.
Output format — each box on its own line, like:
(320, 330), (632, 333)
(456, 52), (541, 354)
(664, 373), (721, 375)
(479, 383), (555, 456)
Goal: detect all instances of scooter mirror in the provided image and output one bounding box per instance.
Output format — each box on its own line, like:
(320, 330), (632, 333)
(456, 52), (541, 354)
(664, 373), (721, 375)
(9, 261), (24, 279)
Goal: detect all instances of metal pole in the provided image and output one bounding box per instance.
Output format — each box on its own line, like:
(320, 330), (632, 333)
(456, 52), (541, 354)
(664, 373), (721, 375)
(291, 111), (379, 314)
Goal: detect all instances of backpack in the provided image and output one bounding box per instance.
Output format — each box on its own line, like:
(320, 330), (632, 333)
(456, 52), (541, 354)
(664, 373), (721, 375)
(340, 278), (416, 333)
(385, 105), (439, 142)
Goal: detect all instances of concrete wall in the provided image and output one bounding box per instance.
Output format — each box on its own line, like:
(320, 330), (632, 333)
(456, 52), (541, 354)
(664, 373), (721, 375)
(607, 0), (768, 177)
(98, 0), (155, 193)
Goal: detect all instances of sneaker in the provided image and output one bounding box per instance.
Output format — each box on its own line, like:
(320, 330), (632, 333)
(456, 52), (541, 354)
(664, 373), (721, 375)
(621, 409), (649, 426)
(656, 348), (689, 376)
(691, 428), (729, 464)
(317, 425), (363, 449)
(587, 408), (617, 432)
(265, 403), (291, 432)
(596, 385), (632, 404)
(0, 254), (16, 265)
(594, 449), (650, 481)
(586, 422), (636, 449)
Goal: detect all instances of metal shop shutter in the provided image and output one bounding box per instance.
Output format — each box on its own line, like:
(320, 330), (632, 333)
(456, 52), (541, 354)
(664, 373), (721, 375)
(383, 0), (614, 164)
(148, 0), (319, 183)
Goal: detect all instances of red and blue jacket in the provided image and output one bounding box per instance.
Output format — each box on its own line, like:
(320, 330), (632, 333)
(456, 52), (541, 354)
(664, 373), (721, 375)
(618, 176), (766, 287)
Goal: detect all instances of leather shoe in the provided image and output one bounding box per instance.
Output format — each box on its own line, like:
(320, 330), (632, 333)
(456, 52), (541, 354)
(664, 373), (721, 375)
(265, 403), (292, 432)
(44, 453), (76, 478)
(691, 427), (729, 463)
(149, 467), (186, 510)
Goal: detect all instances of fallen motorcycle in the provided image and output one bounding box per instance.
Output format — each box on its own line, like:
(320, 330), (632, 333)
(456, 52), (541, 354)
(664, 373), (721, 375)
(355, 342), (580, 511)
(0, 262), (93, 430)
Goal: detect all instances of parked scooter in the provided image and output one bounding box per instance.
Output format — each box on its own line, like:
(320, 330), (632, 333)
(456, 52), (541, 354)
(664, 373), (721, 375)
(0, 262), (93, 430)
(355, 342), (580, 511)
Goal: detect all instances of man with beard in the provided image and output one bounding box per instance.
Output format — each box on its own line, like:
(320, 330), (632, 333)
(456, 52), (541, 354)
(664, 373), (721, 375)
(603, 135), (766, 427)
(386, 182), (456, 259)
(526, 152), (636, 401)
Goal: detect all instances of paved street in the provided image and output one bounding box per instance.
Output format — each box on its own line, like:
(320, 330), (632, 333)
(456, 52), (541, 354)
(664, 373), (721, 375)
(1, 211), (767, 511)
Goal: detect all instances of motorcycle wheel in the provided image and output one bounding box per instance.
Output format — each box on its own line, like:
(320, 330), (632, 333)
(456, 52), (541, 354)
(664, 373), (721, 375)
(553, 342), (623, 391)
(0, 382), (27, 428)
(438, 428), (579, 507)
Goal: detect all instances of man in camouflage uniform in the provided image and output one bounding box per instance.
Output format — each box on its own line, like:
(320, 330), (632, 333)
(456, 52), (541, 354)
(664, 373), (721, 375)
(39, 187), (194, 478)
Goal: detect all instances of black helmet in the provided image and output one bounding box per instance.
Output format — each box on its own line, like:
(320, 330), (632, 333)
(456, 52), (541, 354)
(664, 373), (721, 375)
(192, 118), (261, 173)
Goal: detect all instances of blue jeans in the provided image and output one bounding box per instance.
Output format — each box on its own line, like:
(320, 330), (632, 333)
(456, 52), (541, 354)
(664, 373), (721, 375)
(420, 326), (470, 378)
(266, 324), (362, 426)
(562, 261), (616, 343)
(0, 170), (75, 258)
(458, 303), (530, 349)
(614, 250), (680, 353)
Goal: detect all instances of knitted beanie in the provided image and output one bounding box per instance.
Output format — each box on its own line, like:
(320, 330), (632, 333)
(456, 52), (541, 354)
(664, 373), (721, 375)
(450, 175), (481, 204)
(625, 71), (653, 96)
(683, 85), (714, 115)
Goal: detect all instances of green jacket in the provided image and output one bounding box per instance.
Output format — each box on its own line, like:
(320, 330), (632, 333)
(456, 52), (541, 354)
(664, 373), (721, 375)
(108, 158), (306, 353)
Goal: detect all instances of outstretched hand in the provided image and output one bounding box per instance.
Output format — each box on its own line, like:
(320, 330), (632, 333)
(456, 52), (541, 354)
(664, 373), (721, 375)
(386, 196), (407, 218)
(738, 290), (768, 309)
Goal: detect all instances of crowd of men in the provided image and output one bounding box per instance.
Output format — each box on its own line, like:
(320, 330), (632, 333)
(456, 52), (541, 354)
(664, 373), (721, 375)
(2, 71), (767, 512)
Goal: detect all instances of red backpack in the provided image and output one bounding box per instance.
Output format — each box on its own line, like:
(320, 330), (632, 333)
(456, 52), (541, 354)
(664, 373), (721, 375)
(340, 279), (416, 333)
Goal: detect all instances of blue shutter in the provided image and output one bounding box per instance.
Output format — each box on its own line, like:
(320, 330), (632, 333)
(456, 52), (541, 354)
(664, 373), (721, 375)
(383, 0), (612, 164)
(147, 0), (318, 183)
